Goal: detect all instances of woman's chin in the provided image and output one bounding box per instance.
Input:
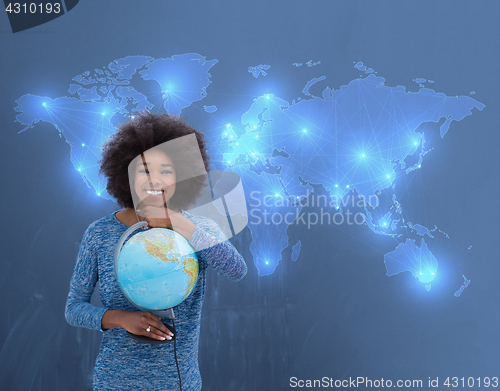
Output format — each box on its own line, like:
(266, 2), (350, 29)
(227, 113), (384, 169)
(138, 196), (169, 206)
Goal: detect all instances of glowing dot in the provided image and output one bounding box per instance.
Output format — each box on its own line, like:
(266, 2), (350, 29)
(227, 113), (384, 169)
(102, 113), (105, 115)
(256, 135), (258, 138)
(97, 193), (100, 196)
(236, 143), (239, 145)
(230, 135), (233, 138)
(42, 103), (46, 106)
(78, 168), (81, 171)
(414, 142), (417, 145)
(383, 223), (387, 226)
(265, 261), (269, 264)
(335, 184), (338, 187)
(432, 272), (434, 275)
(131, 116), (135, 119)
(254, 126), (257, 129)
(266, 95), (270, 99)
(418, 165), (421, 168)
(252, 153), (254, 155)
(346, 185), (349, 188)
(226, 124), (230, 128)
(275, 193), (278, 196)
(303, 129), (307, 132)
(228, 161), (231, 163)
(386, 175), (390, 178)
(361, 154), (365, 158)
(420, 272), (422, 275)
(225, 133), (227, 135)
(82, 143), (85, 147)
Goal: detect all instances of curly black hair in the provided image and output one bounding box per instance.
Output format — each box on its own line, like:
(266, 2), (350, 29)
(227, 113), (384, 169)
(98, 111), (211, 210)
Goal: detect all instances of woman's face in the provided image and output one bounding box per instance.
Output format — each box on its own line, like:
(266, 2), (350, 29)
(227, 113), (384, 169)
(133, 148), (176, 207)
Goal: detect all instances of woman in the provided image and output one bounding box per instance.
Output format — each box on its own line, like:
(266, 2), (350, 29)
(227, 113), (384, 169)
(65, 111), (247, 391)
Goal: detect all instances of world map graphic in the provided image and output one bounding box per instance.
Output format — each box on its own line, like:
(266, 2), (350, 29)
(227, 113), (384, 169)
(14, 54), (485, 296)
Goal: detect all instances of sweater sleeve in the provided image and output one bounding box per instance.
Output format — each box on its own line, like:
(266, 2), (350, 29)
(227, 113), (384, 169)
(188, 219), (247, 282)
(65, 225), (108, 332)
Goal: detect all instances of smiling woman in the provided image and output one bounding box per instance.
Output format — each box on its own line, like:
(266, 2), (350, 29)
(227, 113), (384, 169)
(129, 146), (197, 239)
(133, 148), (177, 212)
(64, 111), (247, 391)
(134, 148), (177, 203)
(99, 111), (211, 212)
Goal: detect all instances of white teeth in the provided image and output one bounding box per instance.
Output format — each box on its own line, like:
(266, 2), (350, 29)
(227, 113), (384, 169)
(145, 190), (163, 195)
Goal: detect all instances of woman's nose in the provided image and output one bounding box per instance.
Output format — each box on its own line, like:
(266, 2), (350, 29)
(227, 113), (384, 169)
(147, 173), (163, 185)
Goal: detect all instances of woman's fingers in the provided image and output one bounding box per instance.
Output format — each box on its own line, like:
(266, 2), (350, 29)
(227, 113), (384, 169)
(145, 313), (174, 340)
(145, 217), (172, 229)
(146, 325), (172, 341)
(136, 207), (172, 228)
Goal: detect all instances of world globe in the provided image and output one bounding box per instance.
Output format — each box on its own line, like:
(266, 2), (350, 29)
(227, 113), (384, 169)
(115, 228), (199, 311)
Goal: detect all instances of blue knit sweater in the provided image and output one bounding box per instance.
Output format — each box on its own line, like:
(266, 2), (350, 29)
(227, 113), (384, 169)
(65, 210), (247, 391)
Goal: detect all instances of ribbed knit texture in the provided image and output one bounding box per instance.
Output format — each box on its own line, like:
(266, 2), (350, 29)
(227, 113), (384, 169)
(65, 209), (247, 391)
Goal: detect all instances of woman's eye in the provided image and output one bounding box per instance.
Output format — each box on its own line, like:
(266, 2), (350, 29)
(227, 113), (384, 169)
(138, 169), (172, 175)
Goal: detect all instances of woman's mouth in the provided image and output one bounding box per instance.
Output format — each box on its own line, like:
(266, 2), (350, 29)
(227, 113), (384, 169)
(144, 189), (164, 196)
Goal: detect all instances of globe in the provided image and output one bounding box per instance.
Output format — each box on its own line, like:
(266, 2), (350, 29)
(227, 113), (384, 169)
(115, 228), (199, 310)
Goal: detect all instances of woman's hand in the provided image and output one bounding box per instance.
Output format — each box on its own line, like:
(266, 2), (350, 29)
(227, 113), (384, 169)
(136, 204), (197, 241)
(120, 310), (174, 341)
(136, 204), (180, 229)
(101, 309), (173, 341)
